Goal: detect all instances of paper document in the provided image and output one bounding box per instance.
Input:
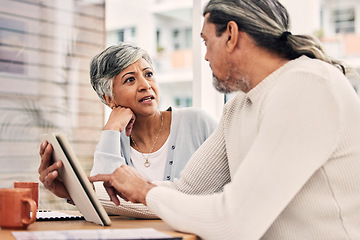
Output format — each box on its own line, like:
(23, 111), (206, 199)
(12, 228), (182, 240)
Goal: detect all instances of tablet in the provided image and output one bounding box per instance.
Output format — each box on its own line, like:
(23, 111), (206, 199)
(41, 132), (111, 226)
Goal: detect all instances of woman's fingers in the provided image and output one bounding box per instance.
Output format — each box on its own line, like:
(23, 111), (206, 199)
(42, 169), (58, 189)
(39, 141), (47, 155)
(38, 142), (53, 174)
(39, 164), (70, 199)
(125, 114), (135, 136)
(37, 141), (70, 199)
(39, 161), (62, 184)
(104, 106), (136, 132)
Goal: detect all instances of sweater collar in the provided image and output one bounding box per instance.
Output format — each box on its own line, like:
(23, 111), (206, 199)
(246, 56), (308, 102)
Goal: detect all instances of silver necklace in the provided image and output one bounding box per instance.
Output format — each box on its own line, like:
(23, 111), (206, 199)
(130, 112), (163, 168)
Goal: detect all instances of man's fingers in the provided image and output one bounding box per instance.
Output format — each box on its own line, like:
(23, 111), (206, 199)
(90, 172), (129, 204)
(88, 174), (110, 183)
(117, 191), (129, 202)
(104, 185), (120, 206)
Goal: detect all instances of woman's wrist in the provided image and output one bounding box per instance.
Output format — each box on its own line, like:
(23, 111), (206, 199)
(103, 122), (123, 132)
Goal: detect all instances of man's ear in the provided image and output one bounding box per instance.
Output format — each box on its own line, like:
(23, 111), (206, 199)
(225, 21), (239, 52)
(103, 94), (116, 109)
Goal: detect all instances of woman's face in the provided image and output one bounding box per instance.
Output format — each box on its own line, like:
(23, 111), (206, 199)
(108, 58), (160, 117)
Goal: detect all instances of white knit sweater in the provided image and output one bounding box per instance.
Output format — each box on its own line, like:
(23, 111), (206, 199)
(145, 56), (360, 240)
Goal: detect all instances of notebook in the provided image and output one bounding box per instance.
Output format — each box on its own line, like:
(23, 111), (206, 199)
(36, 210), (85, 221)
(41, 132), (111, 226)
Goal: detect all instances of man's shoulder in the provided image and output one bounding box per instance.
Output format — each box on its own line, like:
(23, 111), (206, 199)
(287, 56), (341, 78)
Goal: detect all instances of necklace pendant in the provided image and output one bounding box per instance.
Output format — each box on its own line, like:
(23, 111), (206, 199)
(144, 159), (150, 168)
(131, 112), (163, 169)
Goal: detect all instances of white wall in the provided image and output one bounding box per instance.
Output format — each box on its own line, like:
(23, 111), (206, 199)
(280, 0), (321, 35)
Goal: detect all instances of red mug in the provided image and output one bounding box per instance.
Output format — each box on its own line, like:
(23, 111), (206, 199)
(0, 188), (37, 229)
(14, 181), (39, 208)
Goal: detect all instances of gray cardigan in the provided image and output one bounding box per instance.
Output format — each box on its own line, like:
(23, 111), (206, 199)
(90, 107), (218, 181)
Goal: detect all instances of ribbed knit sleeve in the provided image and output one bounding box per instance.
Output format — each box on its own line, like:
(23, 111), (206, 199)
(168, 120), (231, 195)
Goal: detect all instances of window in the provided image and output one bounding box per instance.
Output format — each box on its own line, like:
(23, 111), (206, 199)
(173, 29), (180, 49)
(185, 28), (192, 48)
(174, 96), (192, 107)
(333, 8), (355, 33)
(172, 28), (192, 50)
(118, 27), (136, 43)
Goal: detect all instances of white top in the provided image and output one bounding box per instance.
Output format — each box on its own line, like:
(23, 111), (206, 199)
(145, 56), (360, 240)
(130, 136), (170, 182)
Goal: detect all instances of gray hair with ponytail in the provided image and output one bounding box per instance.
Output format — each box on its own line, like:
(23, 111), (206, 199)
(90, 42), (153, 105)
(203, 0), (352, 76)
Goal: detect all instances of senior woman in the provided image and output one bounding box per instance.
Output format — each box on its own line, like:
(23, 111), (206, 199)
(38, 42), (218, 218)
(89, 43), (217, 182)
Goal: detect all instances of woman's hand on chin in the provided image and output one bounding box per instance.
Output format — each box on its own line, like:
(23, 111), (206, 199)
(104, 106), (136, 136)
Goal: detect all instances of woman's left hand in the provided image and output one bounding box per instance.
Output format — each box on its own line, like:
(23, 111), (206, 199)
(89, 165), (156, 205)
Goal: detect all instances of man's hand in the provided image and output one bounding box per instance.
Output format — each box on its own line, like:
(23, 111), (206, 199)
(89, 165), (156, 205)
(38, 141), (71, 199)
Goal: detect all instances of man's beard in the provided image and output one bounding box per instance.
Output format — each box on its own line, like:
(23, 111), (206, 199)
(212, 73), (251, 94)
(211, 61), (251, 93)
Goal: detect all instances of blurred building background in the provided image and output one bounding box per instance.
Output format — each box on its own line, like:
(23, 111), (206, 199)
(106, 0), (360, 111)
(0, 0), (359, 210)
(107, 0), (194, 111)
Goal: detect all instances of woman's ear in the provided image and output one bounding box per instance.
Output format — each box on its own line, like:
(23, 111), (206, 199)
(103, 94), (116, 109)
(225, 21), (239, 52)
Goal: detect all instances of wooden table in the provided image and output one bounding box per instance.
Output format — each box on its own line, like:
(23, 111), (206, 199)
(0, 213), (198, 240)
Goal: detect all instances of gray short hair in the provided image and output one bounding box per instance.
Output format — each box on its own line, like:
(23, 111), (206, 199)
(90, 42), (153, 105)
